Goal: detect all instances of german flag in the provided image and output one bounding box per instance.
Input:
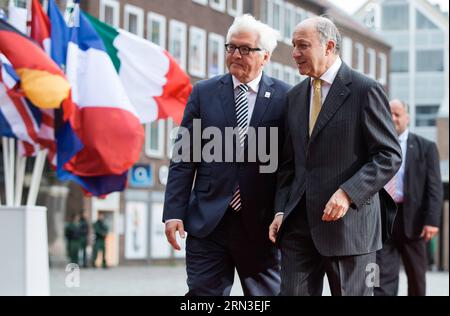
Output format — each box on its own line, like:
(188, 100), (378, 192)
(0, 19), (70, 109)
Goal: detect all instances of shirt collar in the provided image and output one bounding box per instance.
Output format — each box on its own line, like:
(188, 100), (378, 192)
(310, 57), (342, 86)
(232, 72), (263, 93)
(399, 129), (409, 143)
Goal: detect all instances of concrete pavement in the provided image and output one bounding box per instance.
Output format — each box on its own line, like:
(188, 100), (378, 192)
(50, 264), (449, 296)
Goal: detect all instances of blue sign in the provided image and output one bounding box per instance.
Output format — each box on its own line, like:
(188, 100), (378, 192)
(129, 165), (153, 188)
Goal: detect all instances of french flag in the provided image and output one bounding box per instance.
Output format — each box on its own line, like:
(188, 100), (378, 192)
(43, 0), (144, 196)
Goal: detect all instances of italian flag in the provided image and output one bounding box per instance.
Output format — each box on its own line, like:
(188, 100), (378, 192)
(62, 12), (144, 177)
(86, 13), (192, 125)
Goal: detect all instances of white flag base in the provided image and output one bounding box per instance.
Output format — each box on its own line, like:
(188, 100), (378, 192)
(0, 206), (50, 296)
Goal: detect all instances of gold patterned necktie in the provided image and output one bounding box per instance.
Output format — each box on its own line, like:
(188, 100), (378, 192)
(309, 79), (323, 136)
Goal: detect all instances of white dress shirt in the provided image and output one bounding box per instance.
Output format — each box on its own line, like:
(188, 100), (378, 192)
(232, 72), (262, 126)
(394, 129), (409, 202)
(309, 57), (342, 123)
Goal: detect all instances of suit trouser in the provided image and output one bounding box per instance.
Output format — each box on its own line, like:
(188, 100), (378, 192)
(279, 199), (376, 296)
(375, 204), (427, 296)
(185, 207), (281, 296)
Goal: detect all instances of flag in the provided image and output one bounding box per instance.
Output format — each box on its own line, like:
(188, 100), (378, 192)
(47, 0), (144, 196)
(30, 0), (51, 53)
(0, 54), (56, 163)
(85, 13), (192, 124)
(0, 19), (71, 109)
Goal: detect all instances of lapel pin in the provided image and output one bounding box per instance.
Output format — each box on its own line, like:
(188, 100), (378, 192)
(265, 92), (271, 98)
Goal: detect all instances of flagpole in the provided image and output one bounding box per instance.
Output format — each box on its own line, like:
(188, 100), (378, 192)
(14, 143), (27, 206)
(2, 137), (10, 205)
(26, 149), (47, 207)
(8, 138), (15, 206)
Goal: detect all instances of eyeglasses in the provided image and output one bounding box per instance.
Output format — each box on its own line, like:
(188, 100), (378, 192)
(225, 44), (263, 55)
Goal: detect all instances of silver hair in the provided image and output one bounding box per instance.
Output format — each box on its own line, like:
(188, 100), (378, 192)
(226, 14), (279, 55)
(315, 16), (341, 55)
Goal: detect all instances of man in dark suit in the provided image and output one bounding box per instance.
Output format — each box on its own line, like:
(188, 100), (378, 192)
(269, 17), (402, 296)
(163, 14), (291, 296)
(375, 99), (443, 296)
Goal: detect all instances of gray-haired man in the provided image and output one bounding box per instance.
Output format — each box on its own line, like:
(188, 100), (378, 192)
(269, 17), (402, 296)
(163, 14), (291, 296)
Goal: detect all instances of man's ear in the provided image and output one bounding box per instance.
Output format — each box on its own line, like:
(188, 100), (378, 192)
(262, 51), (270, 65)
(326, 40), (336, 56)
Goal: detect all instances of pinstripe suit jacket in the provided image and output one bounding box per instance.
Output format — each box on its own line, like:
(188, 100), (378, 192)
(275, 62), (402, 256)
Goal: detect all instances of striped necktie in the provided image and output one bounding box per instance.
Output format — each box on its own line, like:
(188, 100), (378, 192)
(230, 83), (249, 212)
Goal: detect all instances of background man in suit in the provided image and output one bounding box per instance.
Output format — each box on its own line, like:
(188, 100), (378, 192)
(269, 17), (402, 296)
(375, 99), (443, 296)
(163, 14), (291, 296)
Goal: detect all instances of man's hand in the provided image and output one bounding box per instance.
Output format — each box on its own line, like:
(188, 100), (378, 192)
(165, 221), (186, 251)
(420, 225), (439, 242)
(269, 214), (283, 243)
(322, 189), (351, 222)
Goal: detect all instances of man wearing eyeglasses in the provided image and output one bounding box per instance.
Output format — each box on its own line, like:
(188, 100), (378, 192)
(163, 14), (291, 296)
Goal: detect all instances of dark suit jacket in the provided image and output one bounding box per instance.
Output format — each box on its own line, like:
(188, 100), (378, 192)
(401, 133), (443, 239)
(275, 62), (402, 256)
(163, 73), (291, 246)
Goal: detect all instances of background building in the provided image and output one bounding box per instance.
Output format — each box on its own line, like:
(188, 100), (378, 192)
(74, 0), (391, 266)
(355, 0), (449, 142)
(1, 0), (392, 267)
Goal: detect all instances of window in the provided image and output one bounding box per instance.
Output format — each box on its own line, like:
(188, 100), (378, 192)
(341, 37), (353, 67)
(208, 33), (225, 78)
(367, 48), (376, 79)
(270, 0), (284, 40)
(192, 0), (208, 5)
(363, 7), (376, 29)
(210, 0), (226, 12)
(99, 0), (120, 28)
(189, 27), (207, 78)
(227, 0), (243, 17)
(284, 3), (295, 43)
(391, 51), (409, 72)
(264, 62), (272, 77)
(295, 7), (307, 25)
(416, 10), (438, 30)
(416, 50), (444, 72)
(15, 0), (27, 8)
(382, 4), (409, 30)
(145, 120), (165, 158)
(169, 20), (187, 70)
(284, 66), (295, 86)
(124, 4), (144, 37)
(355, 43), (364, 73)
(271, 62), (283, 80)
(416, 105), (440, 127)
(260, 0), (269, 24)
(378, 53), (387, 85)
(147, 12), (166, 48)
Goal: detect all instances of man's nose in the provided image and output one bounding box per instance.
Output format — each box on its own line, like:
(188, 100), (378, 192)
(232, 49), (242, 57)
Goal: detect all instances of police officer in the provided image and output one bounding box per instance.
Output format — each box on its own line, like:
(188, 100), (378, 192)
(78, 213), (89, 268)
(92, 213), (109, 268)
(65, 214), (80, 265)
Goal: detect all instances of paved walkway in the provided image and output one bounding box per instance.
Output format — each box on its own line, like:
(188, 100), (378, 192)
(50, 264), (449, 296)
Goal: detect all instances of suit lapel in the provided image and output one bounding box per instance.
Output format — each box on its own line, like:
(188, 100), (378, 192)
(219, 74), (238, 127)
(309, 63), (351, 142)
(297, 80), (311, 149)
(249, 74), (274, 129)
